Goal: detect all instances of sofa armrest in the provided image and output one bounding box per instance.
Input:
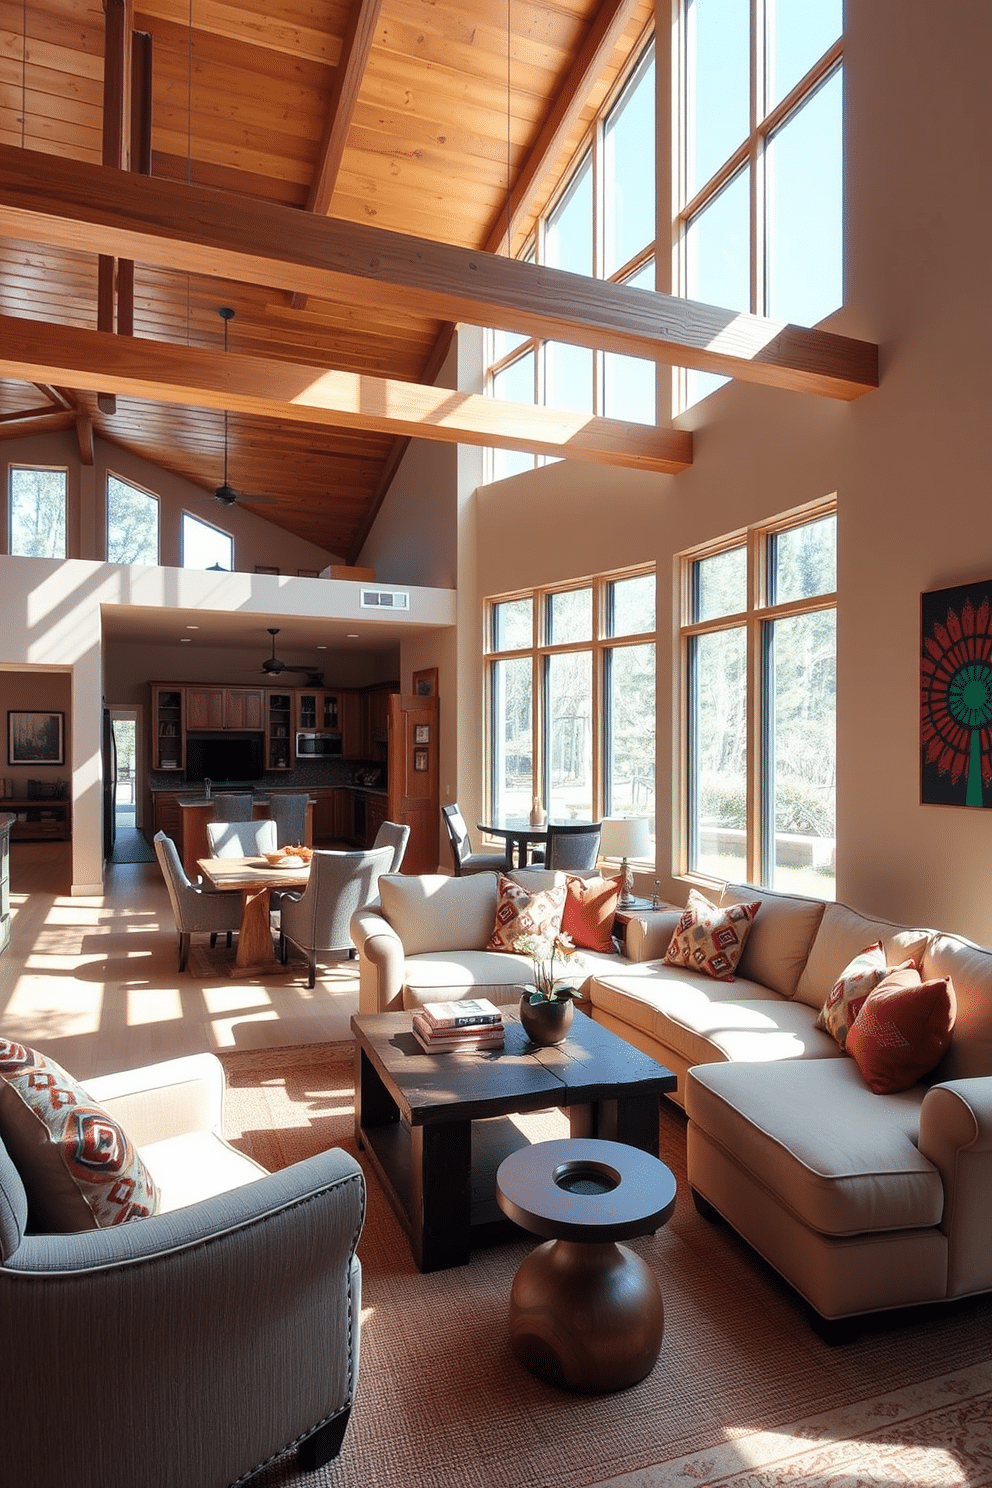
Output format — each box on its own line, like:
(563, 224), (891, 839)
(350, 904), (406, 1013)
(622, 908), (681, 963)
(83, 1052), (225, 1147)
(918, 1077), (992, 1297)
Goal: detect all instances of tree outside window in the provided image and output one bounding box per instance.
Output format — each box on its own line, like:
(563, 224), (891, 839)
(108, 475), (159, 564)
(9, 467), (67, 558)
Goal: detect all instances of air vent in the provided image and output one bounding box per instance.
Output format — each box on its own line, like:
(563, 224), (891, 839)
(360, 588), (410, 610)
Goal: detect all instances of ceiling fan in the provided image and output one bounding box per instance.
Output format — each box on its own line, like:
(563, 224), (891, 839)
(257, 629), (324, 687)
(208, 308), (276, 509)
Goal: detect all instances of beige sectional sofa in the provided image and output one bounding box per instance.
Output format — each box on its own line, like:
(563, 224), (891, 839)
(351, 870), (992, 1331)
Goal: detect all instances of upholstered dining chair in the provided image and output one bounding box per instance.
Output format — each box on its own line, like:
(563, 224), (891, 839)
(268, 793), (310, 847)
(210, 792), (255, 821)
(153, 830), (242, 971)
(544, 821), (603, 871)
(279, 845), (394, 987)
(372, 819), (410, 872)
(206, 818), (278, 858)
(0, 1046), (365, 1486)
(441, 803), (509, 876)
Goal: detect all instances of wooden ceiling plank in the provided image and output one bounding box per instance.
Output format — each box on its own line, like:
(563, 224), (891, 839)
(0, 146), (879, 396)
(0, 313), (694, 473)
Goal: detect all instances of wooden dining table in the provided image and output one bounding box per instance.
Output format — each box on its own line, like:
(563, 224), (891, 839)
(476, 820), (559, 869)
(197, 855), (310, 974)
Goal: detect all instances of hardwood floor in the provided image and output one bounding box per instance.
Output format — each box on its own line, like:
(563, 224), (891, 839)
(0, 840), (360, 1079)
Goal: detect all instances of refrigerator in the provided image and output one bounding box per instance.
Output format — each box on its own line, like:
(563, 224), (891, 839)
(102, 708), (116, 861)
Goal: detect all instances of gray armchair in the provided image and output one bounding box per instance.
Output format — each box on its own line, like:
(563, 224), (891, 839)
(153, 830), (242, 971)
(373, 818), (410, 872)
(280, 845), (394, 987)
(205, 818), (278, 858)
(0, 1051), (365, 1487)
(210, 792), (254, 821)
(268, 793), (311, 846)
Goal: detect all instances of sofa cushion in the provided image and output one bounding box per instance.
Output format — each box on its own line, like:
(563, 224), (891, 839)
(846, 970), (956, 1094)
(0, 1040), (158, 1232)
(665, 889), (760, 981)
(720, 883), (825, 998)
(402, 947), (635, 1010)
(922, 933), (992, 1081)
(561, 874), (620, 954)
(793, 902), (930, 1011)
(814, 941), (888, 1049)
(685, 1059), (944, 1237)
(487, 874), (566, 955)
(379, 873), (498, 955)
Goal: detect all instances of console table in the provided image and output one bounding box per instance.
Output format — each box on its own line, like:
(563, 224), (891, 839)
(0, 797), (71, 841)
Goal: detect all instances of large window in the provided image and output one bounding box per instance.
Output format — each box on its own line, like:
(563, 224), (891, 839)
(679, 0), (843, 408)
(107, 475), (159, 564)
(486, 568), (656, 847)
(486, 40), (657, 480)
(8, 467), (67, 558)
(181, 511), (233, 571)
(681, 505), (836, 897)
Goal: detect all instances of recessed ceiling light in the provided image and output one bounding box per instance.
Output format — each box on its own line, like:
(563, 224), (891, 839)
(317, 644), (327, 650)
(180, 637), (192, 643)
(346, 634), (359, 639)
(185, 624), (199, 630)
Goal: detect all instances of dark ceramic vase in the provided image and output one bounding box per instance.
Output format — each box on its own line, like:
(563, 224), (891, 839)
(518, 993), (574, 1046)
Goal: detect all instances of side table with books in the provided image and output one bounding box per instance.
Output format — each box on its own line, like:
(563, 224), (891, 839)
(412, 998), (505, 1053)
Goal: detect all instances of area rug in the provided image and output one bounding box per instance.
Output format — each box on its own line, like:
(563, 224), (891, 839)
(218, 1044), (992, 1488)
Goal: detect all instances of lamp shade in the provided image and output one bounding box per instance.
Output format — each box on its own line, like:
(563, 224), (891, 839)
(599, 816), (650, 860)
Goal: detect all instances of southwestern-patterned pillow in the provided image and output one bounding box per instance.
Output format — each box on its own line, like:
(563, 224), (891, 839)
(846, 969), (956, 1094)
(487, 874), (567, 956)
(663, 889), (760, 982)
(815, 941), (889, 1049)
(0, 1040), (158, 1232)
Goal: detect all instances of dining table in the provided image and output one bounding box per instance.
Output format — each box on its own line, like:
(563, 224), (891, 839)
(197, 855), (310, 974)
(475, 819), (564, 870)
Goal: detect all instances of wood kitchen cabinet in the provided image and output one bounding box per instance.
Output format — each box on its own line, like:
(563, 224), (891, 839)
(186, 687), (264, 731)
(151, 687), (184, 771)
(340, 691), (363, 758)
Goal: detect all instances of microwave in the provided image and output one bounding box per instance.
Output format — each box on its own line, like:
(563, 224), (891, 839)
(295, 731), (342, 757)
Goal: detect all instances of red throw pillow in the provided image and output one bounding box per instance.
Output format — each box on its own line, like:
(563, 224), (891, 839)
(845, 967), (956, 1094)
(560, 875), (621, 954)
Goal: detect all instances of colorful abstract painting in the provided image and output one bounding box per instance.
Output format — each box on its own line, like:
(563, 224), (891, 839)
(921, 578), (992, 807)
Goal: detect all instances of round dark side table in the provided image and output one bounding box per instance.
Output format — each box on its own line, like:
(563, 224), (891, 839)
(495, 1137), (677, 1393)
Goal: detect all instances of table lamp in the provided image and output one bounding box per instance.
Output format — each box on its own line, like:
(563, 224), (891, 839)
(600, 816), (650, 908)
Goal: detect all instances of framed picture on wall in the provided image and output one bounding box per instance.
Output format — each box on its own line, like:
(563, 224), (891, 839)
(921, 576), (992, 808)
(414, 724), (430, 744)
(413, 748), (429, 772)
(8, 711), (65, 766)
(412, 668), (438, 697)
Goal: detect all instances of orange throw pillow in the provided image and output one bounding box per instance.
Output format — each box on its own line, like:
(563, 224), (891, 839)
(845, 967), (956, 1094)
(561, 875), (621, 954)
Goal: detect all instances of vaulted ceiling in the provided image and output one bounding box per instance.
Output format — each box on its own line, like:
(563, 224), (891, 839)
(0, 0), (876, 562)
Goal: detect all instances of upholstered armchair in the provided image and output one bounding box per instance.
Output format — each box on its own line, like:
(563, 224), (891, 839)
(279, 845), (394, 987)
(372, 818), (410, 872)
(0, 1050), (365, 1487)
(205, 818), (278, 857)
(153, 830), (242, 971)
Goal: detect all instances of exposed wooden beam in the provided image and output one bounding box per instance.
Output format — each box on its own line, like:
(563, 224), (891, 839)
(75, 413), (95, 466)
(0, 146), (879, 399)
(0, 412), (77, 442)
(0, 315), (693, 474)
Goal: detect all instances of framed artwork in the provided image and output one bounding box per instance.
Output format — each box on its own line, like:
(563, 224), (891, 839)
(414, 724), (430, 744)
(921, 576), (992, 807)
(8, 711), (65, 766)
(413, 748), (429, 772)
(412, 667), (438, 697)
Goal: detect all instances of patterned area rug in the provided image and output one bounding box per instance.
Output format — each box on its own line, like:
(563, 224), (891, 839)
(218, 1043), (992, 1488)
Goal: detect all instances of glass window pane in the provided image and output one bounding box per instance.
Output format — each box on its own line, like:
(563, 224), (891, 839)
(548, 588), (592, 645)
(492, 657), (533, 822)
(9, 468), (66, 558)
(609, 574), (655, 636)
(684, 0), (750, 198)
(492, 350), (536, 481)
(604, 49), (655, 277)
(689, 627), (747, 879)
(107, 476), (159, 564)
(766, 0), (842, 111)
(684, 167), (750, 407)
(766, 68), (843, 326)
(693, 545), (746, 622)
(545, 341), (594, 414)
(493, 597), (532, 651)
(607, 642), (656, 834)
(182, 511), (233, 570)
(768, 609), (835, 898)
(605, 260), (657, 423)
(546, 153), (593, 277)
(546, 651), (593, 820)
(771, 514), (836, 604)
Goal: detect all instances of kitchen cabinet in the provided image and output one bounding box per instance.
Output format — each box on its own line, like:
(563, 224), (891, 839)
(296, 690), (340, 733)
(186, 687), (263, 732)
(340, 691), (363, 759)
(153, 791), (182, 839)
(152, 687), (184, 771)
(265, 691), (293, 770)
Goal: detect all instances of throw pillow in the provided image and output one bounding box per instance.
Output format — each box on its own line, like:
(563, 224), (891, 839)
(0, 1040), (159, 1232)
(663, 888), (760, 982)
(845, 969), (956, 1095)
(561, 874), (621, 955)
(487, 874), (567, 956)
(815, 941), (888, 1049)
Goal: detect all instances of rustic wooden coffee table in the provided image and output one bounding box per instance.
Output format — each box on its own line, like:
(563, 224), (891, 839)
(351, 1008), (676, 1272)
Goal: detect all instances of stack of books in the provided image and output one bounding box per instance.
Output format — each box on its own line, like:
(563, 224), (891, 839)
(412, 997), (505, 1053)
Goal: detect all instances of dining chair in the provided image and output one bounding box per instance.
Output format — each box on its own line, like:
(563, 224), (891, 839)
(206, 819), (278, 858)
(210, 793), (255, 821)
(441, 803), (508, 877)
(372, 819), (410, 872)
(279, 845), (394, 987)
(268, 793), (310, 847)
(544, 822), (603, 871)
(153, 831), (242, 971)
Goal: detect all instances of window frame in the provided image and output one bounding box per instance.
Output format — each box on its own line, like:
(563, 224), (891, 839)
(678, 497), (837, 892)
(106, 470), (160, 565)
(7, 464), (68, 559)
(180, 509), (234, 571)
